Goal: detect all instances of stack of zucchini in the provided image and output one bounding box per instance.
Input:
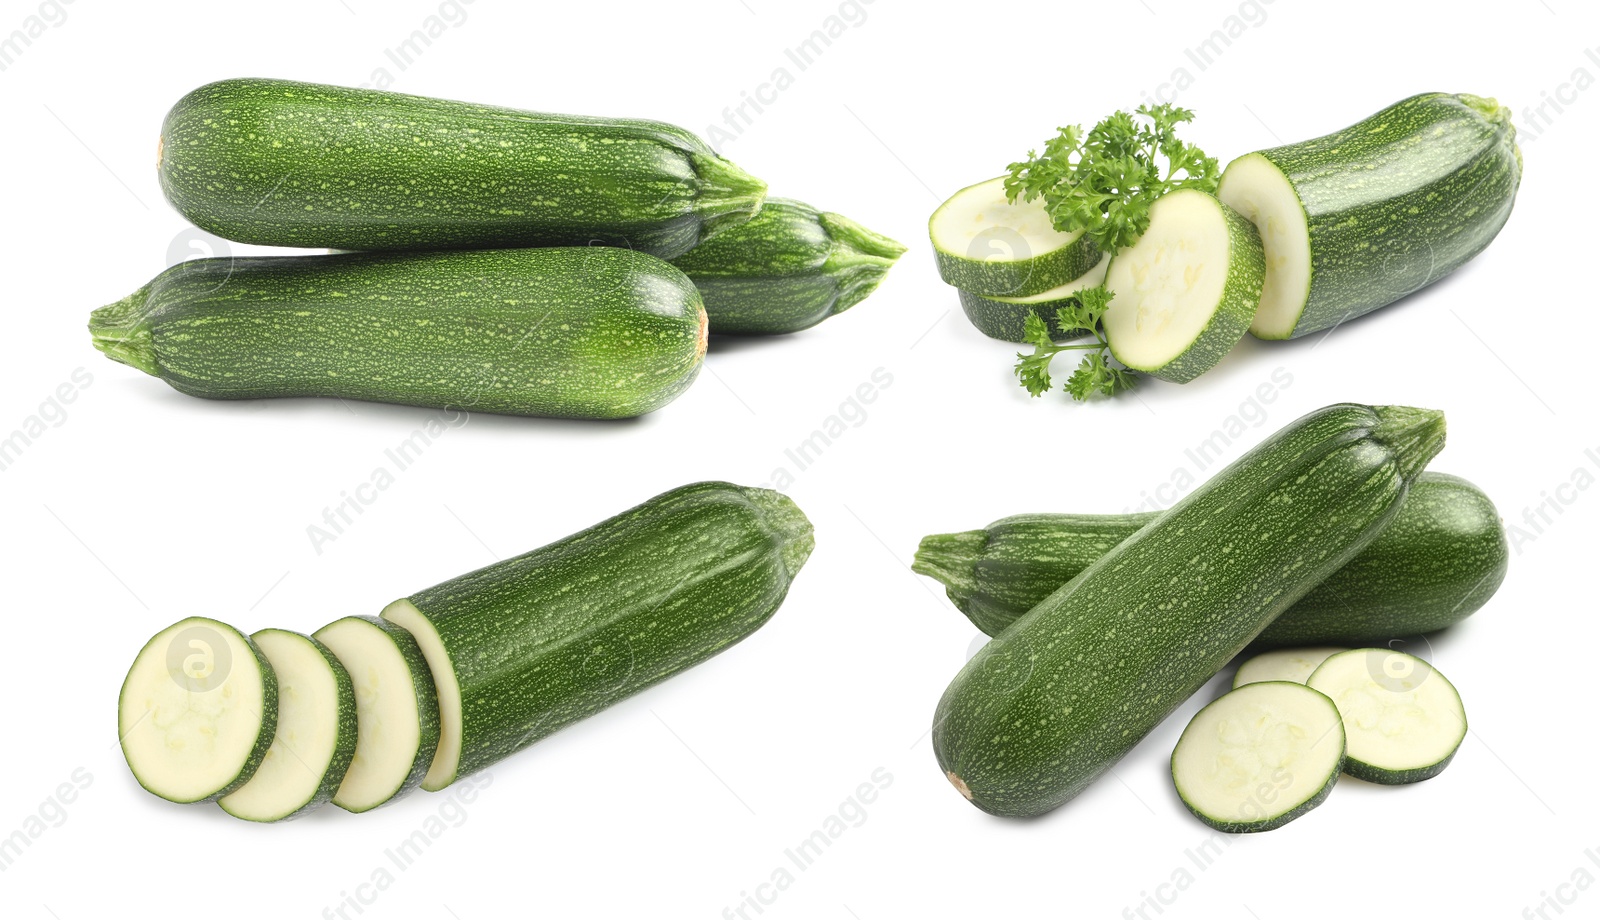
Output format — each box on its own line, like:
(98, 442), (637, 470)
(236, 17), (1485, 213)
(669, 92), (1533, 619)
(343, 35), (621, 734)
(119, 482), (815, 821)
(932, 93), (1522, 387)
(917, 402), (1505, 830)
(90, 78), (906, 419)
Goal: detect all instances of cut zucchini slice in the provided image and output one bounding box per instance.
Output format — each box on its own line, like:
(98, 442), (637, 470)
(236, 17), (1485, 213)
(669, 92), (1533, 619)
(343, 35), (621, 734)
(930, 176), (1100, 297)
(118, 616), (278, 804)
(956, 254), (1110, 343)
(1215, 153), (1311, 340)
(218, 630), (358, 822)
(313, 616), (441, 813)
(1307, 648), (1466, 784)
(1234, 647), (1348, 688)
(1102, 189), (1264, 383)
(1171, 681), (1345, 833)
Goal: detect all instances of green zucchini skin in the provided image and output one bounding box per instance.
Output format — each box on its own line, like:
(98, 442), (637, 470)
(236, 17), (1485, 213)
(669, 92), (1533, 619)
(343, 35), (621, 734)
(159, 79), (767, 259)
(931, 403), (1446, 818)
(1222, 93), (1521, 339)
(915, 472), (1506, 647)
(381, 481), (814, 790)
(89, 247), (708, 419)
(670, 199), (906, 334)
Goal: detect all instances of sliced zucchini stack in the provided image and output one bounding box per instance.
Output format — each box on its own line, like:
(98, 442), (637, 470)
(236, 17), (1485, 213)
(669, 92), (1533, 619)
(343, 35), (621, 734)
(218, 630), (358, 822)
(1101, 189), (1264, 383)
(930, 177), (1100, 298)
(118, 617), (279, 804)
(313, 616), (441, 812)
(1307, 649), (1467, 784)
(1171, 681), (1346, 833)
(957, 254), (1109, 343)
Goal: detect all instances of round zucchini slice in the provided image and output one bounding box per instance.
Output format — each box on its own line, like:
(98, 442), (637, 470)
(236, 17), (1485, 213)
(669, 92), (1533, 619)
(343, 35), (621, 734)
(930, 176), (1100, 297)
(956, 254), (1110, 342)
(1307, 648), (1466, 784)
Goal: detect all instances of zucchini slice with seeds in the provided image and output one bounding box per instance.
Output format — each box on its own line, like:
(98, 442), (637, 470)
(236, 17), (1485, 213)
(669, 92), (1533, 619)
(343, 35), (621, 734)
(1307, 648), (1466, 784)
(1233, 647), (1348, 688)
(119, 617), (278, 804)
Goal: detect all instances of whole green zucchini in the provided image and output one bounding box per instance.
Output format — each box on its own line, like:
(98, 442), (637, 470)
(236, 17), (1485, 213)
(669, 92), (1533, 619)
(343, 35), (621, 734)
(159, 78), (767, 259)
(915, 472), (1507, 645)
(1217, 93), (1521, 339)
(670, 199), (906, 334)
(932, 403), (1446, 817)
(89, 247), (707, 419)
(381, 481), (813, 791)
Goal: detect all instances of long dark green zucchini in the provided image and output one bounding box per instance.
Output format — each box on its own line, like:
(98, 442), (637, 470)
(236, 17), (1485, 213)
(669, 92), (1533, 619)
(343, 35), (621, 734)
(89, 248), (707, 419)
(932, 403), (1446, 818)
(381, 481), (814, 791)
(670, 198), (907, 334)
(915, 472), (1507, 645)
(159, 79), (767, 259)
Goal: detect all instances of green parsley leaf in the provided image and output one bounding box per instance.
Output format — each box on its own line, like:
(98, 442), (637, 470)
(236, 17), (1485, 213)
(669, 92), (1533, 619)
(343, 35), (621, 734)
(1004, 103), (1220, 252)
(1011, 285), (1137, 402)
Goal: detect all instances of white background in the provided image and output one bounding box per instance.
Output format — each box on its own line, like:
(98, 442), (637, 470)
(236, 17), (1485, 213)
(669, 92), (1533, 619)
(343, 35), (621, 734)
(1, 1), (1595, 917)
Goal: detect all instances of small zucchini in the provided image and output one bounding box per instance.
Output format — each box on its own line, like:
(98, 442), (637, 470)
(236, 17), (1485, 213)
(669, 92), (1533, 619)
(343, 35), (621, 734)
(159, 79), (767, 259)
(670, 198), (906, 334)
(89, 247), (708, 419)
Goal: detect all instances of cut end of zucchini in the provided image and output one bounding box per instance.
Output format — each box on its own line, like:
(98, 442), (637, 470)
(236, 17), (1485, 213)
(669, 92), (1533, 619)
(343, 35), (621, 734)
(1217, 153), (1312, 340)
(1171, 681), (1345, 833)
(89, 282), (161, 376)
(946, 771), (974, 800)
(377, 600), (462, 793)
(691, 153), (769, 244)
(929, 177), (1098, 297)
(818, 211), (907, 316)
(218, 629), (357, 822)
(118, 616), (277, 804)
(1103, 190), (1261, 383)
(1234, 647), (1348, 689)
(695, 305), (710, 360)
(314, 615), (440, 809)
(1307, 649), (1466, 784)
(738, 486), (815, 579)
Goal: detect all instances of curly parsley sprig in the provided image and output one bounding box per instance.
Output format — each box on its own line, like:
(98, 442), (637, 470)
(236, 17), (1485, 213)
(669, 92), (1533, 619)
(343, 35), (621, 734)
(1014, 285), (1137, 401)
(1004, 104), (1220, 253)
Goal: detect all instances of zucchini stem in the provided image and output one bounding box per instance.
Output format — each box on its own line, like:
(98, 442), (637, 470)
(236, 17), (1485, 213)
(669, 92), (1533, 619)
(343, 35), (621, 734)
(692, 153), (769, 243)
(820, 211), (907, 316)
(1370, 406), (1448, 481)
(911, 531), (987, 601)
(88, 283), (160, 376)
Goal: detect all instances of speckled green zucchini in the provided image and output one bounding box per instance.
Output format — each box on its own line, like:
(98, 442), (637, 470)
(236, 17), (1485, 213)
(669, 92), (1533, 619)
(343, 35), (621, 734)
(932, 403), (1446, 818)
(956, 254), (1108, 343)
(1102, 189), (1264, 384)
(915, 472), (1507, 645)
(89, 247), (708, 419)
(158, 78), (766, 259)
(382, 481), (814, 791)
(669, 198), (906, 334)
(1218, 93), (1521, 339)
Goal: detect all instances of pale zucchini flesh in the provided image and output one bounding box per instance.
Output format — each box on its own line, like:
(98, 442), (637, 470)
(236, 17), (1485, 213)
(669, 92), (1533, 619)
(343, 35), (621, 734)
(313, 616), (440, 812)
(930, 176), (1100, 297)
(1102, 189), (1264, 383)
(1307, 649), (1466, 784)
(218, 630), (358, 822)
(1172, 681), (1345, 833)
(1233, 647), (1348, 688)
(118, 617), (278, 804)
(1215, 153), (1312, 340)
